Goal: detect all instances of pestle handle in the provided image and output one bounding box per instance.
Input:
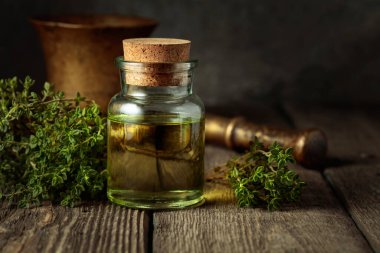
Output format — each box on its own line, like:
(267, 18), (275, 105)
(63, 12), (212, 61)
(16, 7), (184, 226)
(205, 114), (327, 169)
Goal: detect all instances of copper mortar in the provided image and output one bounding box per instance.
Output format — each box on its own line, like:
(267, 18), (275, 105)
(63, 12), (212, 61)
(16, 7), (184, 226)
(31, 15), (158, 111)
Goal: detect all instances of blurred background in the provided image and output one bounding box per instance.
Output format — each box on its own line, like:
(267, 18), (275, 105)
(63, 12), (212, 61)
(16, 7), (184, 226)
(1, 0), (379, 108)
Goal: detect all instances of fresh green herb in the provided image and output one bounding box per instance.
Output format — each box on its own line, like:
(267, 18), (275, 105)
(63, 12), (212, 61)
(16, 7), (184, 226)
(226, 138), (305, 211)
(0, 77), (106, 207)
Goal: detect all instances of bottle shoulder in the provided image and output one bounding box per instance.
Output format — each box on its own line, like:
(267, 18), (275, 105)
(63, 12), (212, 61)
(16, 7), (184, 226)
(108, 93), (205, 119)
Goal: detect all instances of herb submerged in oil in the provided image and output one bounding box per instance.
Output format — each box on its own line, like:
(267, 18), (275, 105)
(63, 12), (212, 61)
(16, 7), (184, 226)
(0, 77), (107, 207)
(107, 114), (205, 208)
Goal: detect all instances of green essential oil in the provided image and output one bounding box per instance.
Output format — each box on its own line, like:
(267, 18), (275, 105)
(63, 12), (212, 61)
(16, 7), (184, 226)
(107, 114), (205, 209)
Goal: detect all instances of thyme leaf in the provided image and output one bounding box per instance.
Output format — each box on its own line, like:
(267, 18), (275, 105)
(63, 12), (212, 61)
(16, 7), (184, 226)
(0, 77), (107, 207)
(226, 138), (306, 211)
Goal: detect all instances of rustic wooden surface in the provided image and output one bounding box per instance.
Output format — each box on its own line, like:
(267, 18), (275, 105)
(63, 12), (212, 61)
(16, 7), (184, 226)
(285, 104), (380, 253)
(325, 165), (380, 253)
(0, 203), (149, 253)
(152, 105), (373, 253)
(0, 103), (379, 253)
(152, 145), (371, 253)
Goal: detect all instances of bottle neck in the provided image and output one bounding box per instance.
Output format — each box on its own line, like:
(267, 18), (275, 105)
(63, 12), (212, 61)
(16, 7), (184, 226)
(116, 56), (197, 100)
(121, 82), (193, 99)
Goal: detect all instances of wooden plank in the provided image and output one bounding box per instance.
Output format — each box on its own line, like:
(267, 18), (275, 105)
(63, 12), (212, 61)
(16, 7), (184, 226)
(153, 104), (371, 253)
(0, 203), (149, 253)
(285, 103), (380, 252)
(325, 165), (380, 253)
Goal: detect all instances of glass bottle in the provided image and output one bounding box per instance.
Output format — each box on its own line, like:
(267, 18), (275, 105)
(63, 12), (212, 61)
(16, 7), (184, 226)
(107, 57), (205, 209)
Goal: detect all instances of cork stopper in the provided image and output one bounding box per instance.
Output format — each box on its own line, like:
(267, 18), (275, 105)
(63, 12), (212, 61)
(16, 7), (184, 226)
(122, 38), (191, 86)
(123, 38), (190, 62)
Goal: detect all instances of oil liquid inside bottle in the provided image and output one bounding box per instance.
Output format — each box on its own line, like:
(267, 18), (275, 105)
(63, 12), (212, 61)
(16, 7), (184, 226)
(107, 114), (205, 209)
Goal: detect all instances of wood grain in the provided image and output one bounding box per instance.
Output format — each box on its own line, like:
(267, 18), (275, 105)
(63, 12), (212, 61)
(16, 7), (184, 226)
(325, 165), (380, 253)
(152, 146), (371, 252)
(285, 103), (380, 252)
(0, 203), (149, 253)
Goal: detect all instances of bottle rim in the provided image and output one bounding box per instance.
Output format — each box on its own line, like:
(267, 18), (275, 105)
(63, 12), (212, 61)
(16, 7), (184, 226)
(115, 56), (198, 73)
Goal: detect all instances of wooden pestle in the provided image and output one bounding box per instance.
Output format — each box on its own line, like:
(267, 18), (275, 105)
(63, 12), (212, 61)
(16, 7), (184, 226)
(206, 114), (327, 169)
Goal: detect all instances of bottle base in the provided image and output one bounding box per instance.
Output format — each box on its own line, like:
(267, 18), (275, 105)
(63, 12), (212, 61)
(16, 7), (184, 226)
(107, 189), (205, 210)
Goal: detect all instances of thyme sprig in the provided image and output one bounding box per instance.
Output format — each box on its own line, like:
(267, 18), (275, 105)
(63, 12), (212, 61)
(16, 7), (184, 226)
(224, 139), (305, 211)
(0, 77), (106, 207)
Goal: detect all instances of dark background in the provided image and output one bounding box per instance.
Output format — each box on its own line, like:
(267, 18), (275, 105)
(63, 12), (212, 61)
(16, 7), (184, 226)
(1, 0), (380, 107)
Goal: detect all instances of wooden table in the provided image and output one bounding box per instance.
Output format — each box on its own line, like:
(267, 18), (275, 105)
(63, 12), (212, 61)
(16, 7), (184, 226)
(1, 103), (379, 253)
